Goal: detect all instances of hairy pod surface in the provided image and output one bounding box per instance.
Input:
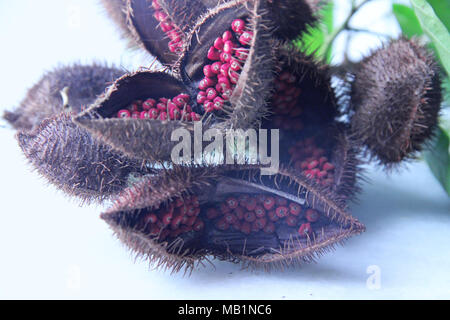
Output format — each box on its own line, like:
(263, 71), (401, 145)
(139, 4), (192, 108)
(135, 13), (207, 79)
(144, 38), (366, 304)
(3, 64), (124, 132)
(350, 38), (442, 166)
(101, 165), (364, 272)
(17, 114), (147, 203)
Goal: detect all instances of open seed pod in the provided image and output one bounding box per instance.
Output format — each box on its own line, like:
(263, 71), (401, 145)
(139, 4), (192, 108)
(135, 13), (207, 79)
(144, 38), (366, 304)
(16, 114), (149, 203)
(3, 64), (123, 132)
(101, 165), (365, 272)
(349, 38), (442, 166)
(101, 0), (211, 64)
(75, 0), (275, 162)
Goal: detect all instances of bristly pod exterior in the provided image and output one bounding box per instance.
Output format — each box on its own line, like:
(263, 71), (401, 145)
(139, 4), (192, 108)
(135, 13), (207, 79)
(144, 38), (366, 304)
(349, 38), (442, 166)
(266, 0), (319, 40)
(101, 0), (211, 64)
(17, 114), (148, 203)
(3, 64), (124, 132)
(101, 164), (365, 273)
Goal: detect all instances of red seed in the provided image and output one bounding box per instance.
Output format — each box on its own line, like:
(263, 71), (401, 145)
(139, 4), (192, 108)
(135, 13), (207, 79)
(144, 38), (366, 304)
(222, 30), (233, 41)
(223, 40), (236, 53)
(233, 206), (245, 220)
(204, 101), (215, 113)
(140, 111), (150, 119)
(203, 65), (215, 78)
(220, 52), (232, 63)
(275, 206), (289, 218)
(215, 218), (229, 231)
(193, 219), (205, 232)
(305, 209), (320, 222)
(298, 223), (312, 237)
(263, 196), (275, 210)
(308, 160), (319, 170)
(220, 202), (231, 214)
(211, 61), (222, 74)
(159, 112), (168, 121)
(275, 197), (288, 206)
(186, 216), (197, 227)
(231, 19), (245, 34)
(170, 214), (183, 230)
(143, 213), (158, 224)
(289, 203), (302, 216)
(142, 98), (156, 110)
(234, 47), (248, 60)
(254, 206), (266, 218)
(197, 91), (207, 104)
(224, 213), (237, 224)
(244, 211), (256, 223)
(285, 216), (298, 227)
(245, 198), (257, 211)
(191, 112), (201, 121)
(267, 210), (279, 222)
(263, 222), (276, 234)
(230, 59), (241, 71)
(206, 87), (218, 100)
(225, 197), (238, 209)
(161, 212), (173, 226)
(238, 194), (250, 206)
(323, 162), (335, 171)
(213, 97), (224, 110)
(239, 31), (253, 45)
(253, 218), (267, 230)
(207, 46), (220, 60)
(214, 37), (224, 50)
(117, 109), (131, 118)
(156, 102), (167, 111)
(131, 111), (140, 119)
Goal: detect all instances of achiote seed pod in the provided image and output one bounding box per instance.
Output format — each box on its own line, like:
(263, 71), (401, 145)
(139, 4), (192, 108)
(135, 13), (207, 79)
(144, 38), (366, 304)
(101, 165), (364, 272)
(350, 38), (442, 166)
(3, 64), (123, 132)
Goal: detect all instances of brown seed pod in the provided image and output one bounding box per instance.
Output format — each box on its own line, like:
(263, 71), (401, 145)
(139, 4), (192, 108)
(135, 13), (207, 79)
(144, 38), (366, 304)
(17, 113), (147, 203)
(101, 0), (210, 64)
(266, 0), (318, 40)
(3, 64), (123, 132)
(101, 165), (364, 272)
(76, 0), (275, 161)
(350, 38), (442, 166)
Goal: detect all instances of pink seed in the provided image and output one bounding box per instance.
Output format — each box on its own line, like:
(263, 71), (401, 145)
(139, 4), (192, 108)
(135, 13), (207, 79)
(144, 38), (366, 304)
(203, 65), (215, 78)
(197, 91), (207, 104)
(222, 30), (233, 41)
(214, 37), (224, 50)
(223, 40), (236, 54)
(207, 46), (220, 60)
(211, 61), (222, 74)
(117, 109), (131, 118)
(239, 31), (253, 45)
(231, 19), (246, 34)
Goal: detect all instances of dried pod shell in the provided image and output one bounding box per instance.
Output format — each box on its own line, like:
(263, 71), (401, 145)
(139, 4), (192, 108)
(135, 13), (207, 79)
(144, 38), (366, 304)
(101, 165), (364, 272)
(3, 64), (123, 132)
(17, 114), (145, 203)
(350, 38), (442, 165)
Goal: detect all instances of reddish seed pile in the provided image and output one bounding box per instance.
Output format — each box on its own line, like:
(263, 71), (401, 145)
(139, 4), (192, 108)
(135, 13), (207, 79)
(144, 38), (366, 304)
(152, 0), (184, 53)
(206, 194), (320, 238)
(140, 195), (204, 241)
(271, 70), (304, 131)
(116, 93), (201, 121)
(197, 19), (251, 113)
(289, 137), (335, 186)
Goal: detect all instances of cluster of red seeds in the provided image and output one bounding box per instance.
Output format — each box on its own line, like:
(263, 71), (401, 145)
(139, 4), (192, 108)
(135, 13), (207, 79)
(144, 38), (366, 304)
(152, 0), (184, 53)
(197, 19), (252, 113)
(206, 194), (320, 238)
(289, 137), (335, 186)
(271, 71), (304, 131)
(140, 196), (205, 240)
(116, 94), (201, 121)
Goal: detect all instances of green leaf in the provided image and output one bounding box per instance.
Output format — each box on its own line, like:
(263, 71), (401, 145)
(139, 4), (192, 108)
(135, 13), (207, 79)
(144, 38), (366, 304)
(424, 126), (450, 196)
(411, 0), (450, 76)
(427, 0), (450, 32)
(393, 4), (423, 37)
(295, 2), (334, 62)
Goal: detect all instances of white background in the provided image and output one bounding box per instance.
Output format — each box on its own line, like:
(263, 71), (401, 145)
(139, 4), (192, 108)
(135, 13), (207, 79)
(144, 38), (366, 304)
(0, 0), (449, 299)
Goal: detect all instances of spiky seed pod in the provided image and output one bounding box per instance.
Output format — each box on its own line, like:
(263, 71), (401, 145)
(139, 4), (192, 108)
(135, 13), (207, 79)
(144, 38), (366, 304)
(101, 0), (210, 64)
(74, 71), (201, 162)
(17, 114), (147, 203)
(263, 42), (338, 134)
(179, 0), (275, 130)
(266, 0), (318, 40)
(3, 64), (123, 132)
(350, 38), (442, 165)
(77, 0), (275, 161)
(101, 165), (364, 272)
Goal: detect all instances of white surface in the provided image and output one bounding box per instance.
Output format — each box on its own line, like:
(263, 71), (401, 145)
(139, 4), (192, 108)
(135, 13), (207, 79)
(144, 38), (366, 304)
(0, 0), (449, 300)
